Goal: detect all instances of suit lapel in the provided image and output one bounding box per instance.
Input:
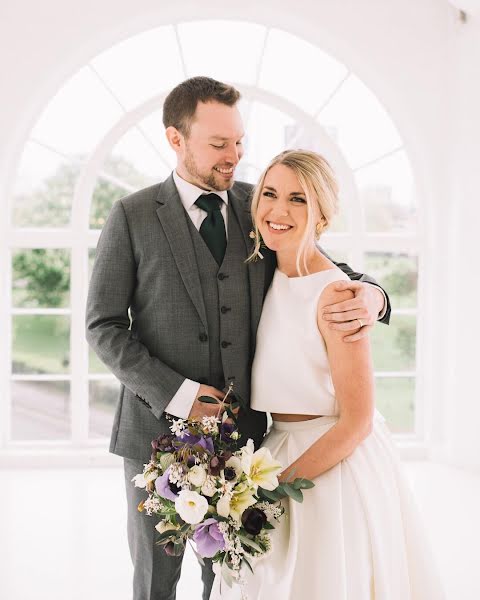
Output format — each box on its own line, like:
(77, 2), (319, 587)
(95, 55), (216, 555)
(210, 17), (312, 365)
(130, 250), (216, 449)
(228, 186), (266, 340)
(155, 175), (208, 330)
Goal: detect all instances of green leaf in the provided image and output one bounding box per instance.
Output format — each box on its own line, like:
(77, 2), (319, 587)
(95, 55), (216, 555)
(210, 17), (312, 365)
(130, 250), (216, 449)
(198, 396), (220, 404)
(283, 484), (304, 503)
(237, 534), (263, 553)
(293, 477), (315, 490)
(242, 557), (254, 574)
(257, 488), (282, 501)
(263, 521), (275, 530)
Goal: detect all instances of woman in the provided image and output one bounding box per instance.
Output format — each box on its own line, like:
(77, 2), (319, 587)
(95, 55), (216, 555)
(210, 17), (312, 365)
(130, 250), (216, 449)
(211, 150), (444, 599)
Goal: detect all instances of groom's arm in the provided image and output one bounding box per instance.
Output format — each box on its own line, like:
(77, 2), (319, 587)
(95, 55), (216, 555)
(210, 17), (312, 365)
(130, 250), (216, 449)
(327, 256), (391, 325)
(319, 247), (391, 341)
(86, 200), (190, 421)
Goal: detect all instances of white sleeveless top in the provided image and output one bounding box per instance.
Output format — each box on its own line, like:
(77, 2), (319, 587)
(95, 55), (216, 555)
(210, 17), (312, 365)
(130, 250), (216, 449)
(251, 267), (350, 415)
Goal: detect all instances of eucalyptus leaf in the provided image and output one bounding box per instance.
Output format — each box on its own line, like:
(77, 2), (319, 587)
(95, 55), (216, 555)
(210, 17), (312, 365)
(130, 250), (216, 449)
(283, 485), (304, 503)
(293, 477), (315, 490)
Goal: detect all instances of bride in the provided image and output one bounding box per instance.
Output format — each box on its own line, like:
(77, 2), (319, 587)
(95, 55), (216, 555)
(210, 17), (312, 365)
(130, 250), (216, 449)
(210, 150), (444, 599)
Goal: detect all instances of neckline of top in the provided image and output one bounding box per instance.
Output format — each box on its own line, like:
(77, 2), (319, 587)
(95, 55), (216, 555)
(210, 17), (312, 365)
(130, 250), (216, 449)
(275, 267), (340, 281)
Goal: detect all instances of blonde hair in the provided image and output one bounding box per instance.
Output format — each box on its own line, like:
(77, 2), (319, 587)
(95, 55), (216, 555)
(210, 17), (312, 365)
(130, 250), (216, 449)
(248, 149), (339, 275)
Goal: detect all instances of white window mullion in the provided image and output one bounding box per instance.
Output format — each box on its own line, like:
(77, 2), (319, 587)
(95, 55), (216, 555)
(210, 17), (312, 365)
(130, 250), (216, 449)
(1, 246), (12, 448)
(70, 241), (89, 447)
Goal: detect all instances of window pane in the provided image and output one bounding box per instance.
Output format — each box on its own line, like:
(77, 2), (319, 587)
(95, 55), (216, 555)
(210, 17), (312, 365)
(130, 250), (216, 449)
(259, 28), (348, 114)
(243, 101), (295, 169)
(375, 377), (415, 433)
(90, 125), (171, 229)
(178, 21), (267, 85)
(356, 150), (416, 232)
(31, 66), (123, 156)
(365, 252), (418, 309)
(12, 316), (70, 375)
(91, 26), (184, 111)
(89, 379), (120, 438)
(371, 315), (416, 371)
(11, 381), (70, 440)
(318, 74), (403, 168)
(12, 249), (70, 308)
(12, 141), (78, 227)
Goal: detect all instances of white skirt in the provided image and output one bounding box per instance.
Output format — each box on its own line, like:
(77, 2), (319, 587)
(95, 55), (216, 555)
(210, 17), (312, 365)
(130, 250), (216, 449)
(210, 414), (444, 600)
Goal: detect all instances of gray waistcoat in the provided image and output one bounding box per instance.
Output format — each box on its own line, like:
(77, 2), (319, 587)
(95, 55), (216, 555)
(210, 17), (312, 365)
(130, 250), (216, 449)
(187, 204), (251, 397)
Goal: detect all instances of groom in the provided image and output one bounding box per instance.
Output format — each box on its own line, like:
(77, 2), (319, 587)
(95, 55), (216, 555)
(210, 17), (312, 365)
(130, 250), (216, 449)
(86, 76), (391, 600)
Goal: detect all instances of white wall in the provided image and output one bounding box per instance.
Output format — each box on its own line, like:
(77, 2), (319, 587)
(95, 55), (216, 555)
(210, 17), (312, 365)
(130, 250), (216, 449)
(1, 0), (479, 467)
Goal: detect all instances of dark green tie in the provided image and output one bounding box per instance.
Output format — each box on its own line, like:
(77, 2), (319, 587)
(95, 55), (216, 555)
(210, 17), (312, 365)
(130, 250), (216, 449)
(195, 193), (227, 265)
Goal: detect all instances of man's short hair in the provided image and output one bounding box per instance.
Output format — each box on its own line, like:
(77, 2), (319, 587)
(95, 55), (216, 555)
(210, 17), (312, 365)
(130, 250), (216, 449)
(162, 76), (241, 136)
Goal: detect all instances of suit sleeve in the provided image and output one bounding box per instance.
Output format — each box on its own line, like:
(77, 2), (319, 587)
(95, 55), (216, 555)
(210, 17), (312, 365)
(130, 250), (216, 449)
(85, 200), (186, 420)
(319, 247), (391, 325)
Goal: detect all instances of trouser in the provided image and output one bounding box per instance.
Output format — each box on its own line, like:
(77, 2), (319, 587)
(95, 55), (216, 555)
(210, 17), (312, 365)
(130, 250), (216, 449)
(124, 458), (215, 600)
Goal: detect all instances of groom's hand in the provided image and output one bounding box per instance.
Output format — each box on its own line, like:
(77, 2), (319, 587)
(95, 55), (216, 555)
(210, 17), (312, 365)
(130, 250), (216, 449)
(188, 384), (226, 420)
(321, 281), (385, 342)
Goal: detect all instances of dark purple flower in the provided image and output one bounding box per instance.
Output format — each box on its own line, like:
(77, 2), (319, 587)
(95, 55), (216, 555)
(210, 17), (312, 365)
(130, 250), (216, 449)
(241, 508), (267, 536)
(193, 518), (225, 558)
(155, 468), (179, 501)
(151, 433), (175, 453)
(209, 455), (225, 476)
(220, 422), (236, 443)
(224, 467), (237, 481)
(164, 540), (184, 556)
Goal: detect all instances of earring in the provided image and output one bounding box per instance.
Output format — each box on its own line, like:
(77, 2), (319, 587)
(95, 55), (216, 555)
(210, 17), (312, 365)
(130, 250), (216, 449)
(315, 222), (323, 239)
(249, 230), (258, 241)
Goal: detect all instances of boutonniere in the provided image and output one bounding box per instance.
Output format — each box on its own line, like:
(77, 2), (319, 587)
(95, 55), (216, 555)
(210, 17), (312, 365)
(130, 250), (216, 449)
(249, 229), (265, 261)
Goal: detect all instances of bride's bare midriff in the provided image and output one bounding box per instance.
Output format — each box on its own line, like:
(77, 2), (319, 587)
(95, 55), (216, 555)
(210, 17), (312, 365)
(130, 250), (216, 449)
(271, 413), (323, 422)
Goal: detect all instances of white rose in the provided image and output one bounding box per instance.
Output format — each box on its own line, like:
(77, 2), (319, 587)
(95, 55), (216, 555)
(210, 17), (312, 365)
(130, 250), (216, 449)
(201, 476), (217, 497)
(188, 465), (207, 488)
(175, 490), (209, 525)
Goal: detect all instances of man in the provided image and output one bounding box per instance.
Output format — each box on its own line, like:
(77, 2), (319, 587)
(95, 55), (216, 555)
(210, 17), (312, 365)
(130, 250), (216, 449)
(86, 76), (390, 600)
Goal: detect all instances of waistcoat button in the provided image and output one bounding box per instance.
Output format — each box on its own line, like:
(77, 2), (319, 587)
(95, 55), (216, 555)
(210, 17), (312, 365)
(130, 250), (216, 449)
(221, 341), (231, 348)
(199, 333), (208, 342)
(220, 306), (231, 314)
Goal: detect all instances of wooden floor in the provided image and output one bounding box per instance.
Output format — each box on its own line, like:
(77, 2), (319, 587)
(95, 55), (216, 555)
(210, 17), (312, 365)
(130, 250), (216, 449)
(0, 459), (477, 599)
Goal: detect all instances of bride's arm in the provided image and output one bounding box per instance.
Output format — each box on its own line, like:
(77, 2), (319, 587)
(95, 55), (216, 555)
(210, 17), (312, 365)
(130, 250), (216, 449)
(279, 284), (375, 482)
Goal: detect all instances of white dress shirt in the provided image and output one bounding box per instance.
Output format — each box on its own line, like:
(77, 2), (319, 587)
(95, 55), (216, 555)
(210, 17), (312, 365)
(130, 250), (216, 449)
(164, 171), (229, 419)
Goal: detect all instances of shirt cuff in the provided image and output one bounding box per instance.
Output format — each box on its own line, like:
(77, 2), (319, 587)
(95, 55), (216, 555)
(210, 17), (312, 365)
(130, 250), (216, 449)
(164, 379), (200, 419)
(374, 287), (388, 320)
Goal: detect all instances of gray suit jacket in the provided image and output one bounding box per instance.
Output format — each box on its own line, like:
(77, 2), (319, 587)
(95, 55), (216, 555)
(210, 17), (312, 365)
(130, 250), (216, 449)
(86, 175), (390, 460)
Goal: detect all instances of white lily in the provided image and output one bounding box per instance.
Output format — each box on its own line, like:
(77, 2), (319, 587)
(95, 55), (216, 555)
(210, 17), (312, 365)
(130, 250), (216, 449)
(241, 443), (283, 491)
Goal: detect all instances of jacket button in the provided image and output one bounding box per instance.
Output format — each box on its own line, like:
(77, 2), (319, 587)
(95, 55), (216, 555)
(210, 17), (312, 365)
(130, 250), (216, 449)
(220, 306), (230, 314)
(199, 333), (208, 342)
(221, 341), (231, 349)
(218, 272), (228, 281)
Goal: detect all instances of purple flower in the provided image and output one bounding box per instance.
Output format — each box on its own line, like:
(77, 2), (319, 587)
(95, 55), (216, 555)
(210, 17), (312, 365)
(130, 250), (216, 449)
(193, 518), (225, 558)
(220, 422), (236, 442)
(155, 468), (179, 501)
(151, 434), (175, 453)
(179, 432), (214, 455)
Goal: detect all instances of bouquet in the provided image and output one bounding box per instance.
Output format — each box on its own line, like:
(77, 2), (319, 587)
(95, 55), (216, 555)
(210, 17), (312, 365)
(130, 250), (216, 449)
(133, 385), (314, 591)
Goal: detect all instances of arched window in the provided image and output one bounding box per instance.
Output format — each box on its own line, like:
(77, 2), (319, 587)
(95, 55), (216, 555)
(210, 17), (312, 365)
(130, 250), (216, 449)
(4, 21), (419, 450)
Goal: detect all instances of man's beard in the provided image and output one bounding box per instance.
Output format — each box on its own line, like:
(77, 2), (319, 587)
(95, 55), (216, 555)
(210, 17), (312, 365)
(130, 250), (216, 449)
(184, 147), (234, 191)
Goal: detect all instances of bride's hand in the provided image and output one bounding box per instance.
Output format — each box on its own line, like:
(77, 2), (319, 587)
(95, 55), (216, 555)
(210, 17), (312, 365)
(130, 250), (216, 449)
(321, 281), (385, 342)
